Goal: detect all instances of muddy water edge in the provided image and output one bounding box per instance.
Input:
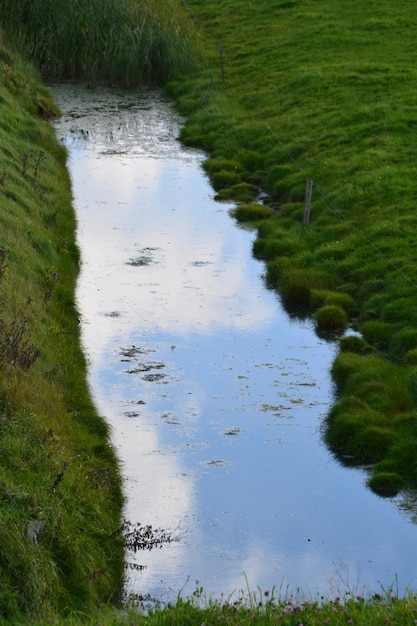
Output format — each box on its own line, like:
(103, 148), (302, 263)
(50, 83), (417, 604)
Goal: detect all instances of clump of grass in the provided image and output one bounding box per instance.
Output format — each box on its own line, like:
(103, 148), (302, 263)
(253, 232), (303, 261)
(368, 471), (404, 497)
(339, 334), (373, 355)
(389, 326), (417, 362)
(232, 203), (274, 222)
(311, 289), (357, 316)
(324, 396), (392, 463)
(215, 181), (259, 202)
(404, 348), (417, 365)
(360, 320), (394, 350)
(210, 168), (242, 191)
(326, 353), (417, 486)
(278, 269), (313, 311)
(274, 268), (338, 315)
(382, 297), (417, 326)
(0, 316), (40, 370)
(314, 304), (348, 335)
(330, 352), (383, 393)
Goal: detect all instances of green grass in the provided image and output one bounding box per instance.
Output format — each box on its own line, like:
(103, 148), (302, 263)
(0, 39), (125, 622)
(1, 0), (417, 621)
(165, 0), (417, 496)
(10, 587), (417, 626)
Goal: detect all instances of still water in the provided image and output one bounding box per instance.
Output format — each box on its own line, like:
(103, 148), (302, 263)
(51, 83), (417, 602)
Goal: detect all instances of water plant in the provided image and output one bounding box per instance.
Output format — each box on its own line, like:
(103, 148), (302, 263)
(0, 0), (198, 86)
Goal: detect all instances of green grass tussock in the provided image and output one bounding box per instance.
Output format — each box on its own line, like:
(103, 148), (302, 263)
(314, 305), (348, 336)
(0, 39), (124, 621)
(326, 352), (417, 494)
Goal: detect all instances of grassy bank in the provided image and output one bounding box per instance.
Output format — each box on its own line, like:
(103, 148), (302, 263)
(166, 0), (417, 497)
(0, 36), (125, 622)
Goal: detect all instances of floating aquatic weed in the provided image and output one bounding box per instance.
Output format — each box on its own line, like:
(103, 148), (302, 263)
(127, 255), (154, 266)
(203, 459), (230, 467)
(120, 345), (155, 360)
(159, 412), (180, 425)
(126, 361), (165, 374)
(127, 246), (160, 266)
(100, 149), (127, 155)
(223, 427), (241, 436)
(260, 403), (293, 417)
(143, 372), (167, 382)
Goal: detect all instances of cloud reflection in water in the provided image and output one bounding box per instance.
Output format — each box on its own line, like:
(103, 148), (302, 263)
(52, 84), (417, 603)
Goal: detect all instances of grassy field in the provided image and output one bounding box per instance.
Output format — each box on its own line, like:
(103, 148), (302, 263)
(166, 0), (417, 498)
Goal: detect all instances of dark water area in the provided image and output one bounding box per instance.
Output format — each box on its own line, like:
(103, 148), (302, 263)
(51, 83), (417, 603)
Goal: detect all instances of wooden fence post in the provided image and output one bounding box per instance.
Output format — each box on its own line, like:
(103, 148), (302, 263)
(303, 179), (313, 228)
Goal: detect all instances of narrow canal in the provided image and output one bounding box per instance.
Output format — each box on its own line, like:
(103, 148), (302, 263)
(51, 83), (417, 603)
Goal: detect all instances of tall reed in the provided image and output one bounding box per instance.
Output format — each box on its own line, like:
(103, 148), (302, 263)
(1, 0), (198, 86)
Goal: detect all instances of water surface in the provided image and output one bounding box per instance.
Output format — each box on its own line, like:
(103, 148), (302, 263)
(51, 83), (417, 602)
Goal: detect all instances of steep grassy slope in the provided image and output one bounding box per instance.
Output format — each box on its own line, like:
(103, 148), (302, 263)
(0, 38), (124, 621)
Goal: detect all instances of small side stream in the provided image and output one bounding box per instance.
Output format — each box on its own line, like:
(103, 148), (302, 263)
(51, 83), (417, 602)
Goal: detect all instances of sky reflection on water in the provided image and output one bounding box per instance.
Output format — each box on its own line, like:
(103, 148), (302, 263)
(51, 84), (417, 602)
